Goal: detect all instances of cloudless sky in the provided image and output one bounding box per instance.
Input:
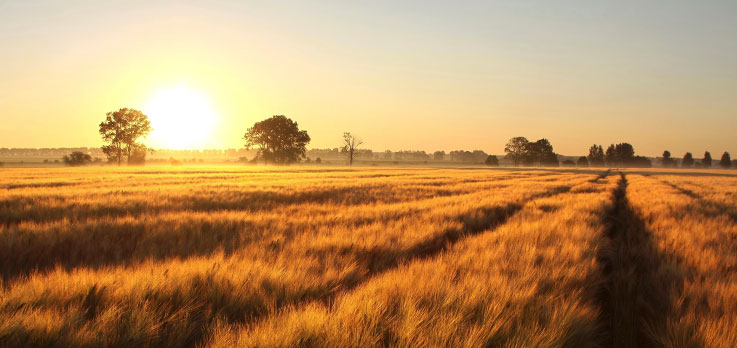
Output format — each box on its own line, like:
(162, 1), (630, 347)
(1, 0), (735, 156)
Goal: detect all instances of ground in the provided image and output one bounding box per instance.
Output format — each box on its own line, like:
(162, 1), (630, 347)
(1, 166), (736, 348)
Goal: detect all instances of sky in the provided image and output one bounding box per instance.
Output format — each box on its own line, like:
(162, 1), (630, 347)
(1, 0), (735, 156)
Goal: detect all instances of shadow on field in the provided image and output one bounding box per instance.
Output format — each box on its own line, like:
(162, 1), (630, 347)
(303, 185), (576, 307)
(0, 184), (579, 348)
(596, 174), (701, 348)
(660, 180), (737, 225)
(0, 184), (460, 226)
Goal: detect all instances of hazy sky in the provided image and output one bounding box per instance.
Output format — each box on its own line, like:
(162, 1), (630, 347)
(1, 0), (735, 156)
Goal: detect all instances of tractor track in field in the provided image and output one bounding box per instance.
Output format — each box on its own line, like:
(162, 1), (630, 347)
(595, 173), (696, 348)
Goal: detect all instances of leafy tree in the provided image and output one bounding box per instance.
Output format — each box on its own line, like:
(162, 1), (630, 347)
(340, 132), (363, 166)
(605, 144), (616, 166)
(605, 143), (635, 167)
(702, 151), (712, 168)
(62, 152), (92, 166)
(99, 108), (152, 165)
(577, 156), (589, 167)
(243, 115), (311, 164)
(528, 138), (556, 166)
(682, 152), (694, 167)
(661, 150), (674, 167)
(587, 145), (605, 166)
(485, 155), (499, 166)
(719, 152), (731, 169)
(631, 156), (652, 168)
(433, 151), (445, 161)
(127, 144), (150, 165)
(449, 150), (487, 163)
(504, 137), (529, 167)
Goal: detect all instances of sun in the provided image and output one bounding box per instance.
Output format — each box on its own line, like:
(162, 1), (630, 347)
(143, 85), (218, 149)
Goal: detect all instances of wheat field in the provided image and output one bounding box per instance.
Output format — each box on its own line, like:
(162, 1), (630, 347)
(1, 166), (735, 348)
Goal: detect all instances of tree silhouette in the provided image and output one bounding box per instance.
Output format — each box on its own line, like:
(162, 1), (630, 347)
(604, 143), (635, 167)
(528, 138), (556, 166)
(99, 108), (152, 165)
(341, 132), (363, 166)
(719, 152), (732, 169)
(243, 115), (311, 164)
(587, 145), (605, 167)
(485, 155), (499, 166)
(661, 151), (674, 167)
(682, 152), (694, 167)
(605, 145), (616, 166)
(433, 151), (445, 161)
(577, 156), (589, 167)
(504, 137), (529, 167)
(62, 151), (92, 166)
(702, 151), (712, 168)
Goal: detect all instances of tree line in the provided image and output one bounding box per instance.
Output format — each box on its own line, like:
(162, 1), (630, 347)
(59, 109), (736, 169)
(660, 150), (733, 169)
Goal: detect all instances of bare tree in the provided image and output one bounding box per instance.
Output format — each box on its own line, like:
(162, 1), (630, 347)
(341, 132), (363, 166)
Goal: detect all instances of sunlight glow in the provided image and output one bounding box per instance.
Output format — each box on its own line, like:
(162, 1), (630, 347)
(143, 85), (218, 149)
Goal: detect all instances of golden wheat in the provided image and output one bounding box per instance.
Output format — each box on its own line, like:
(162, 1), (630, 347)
(1, 166), (734, 348)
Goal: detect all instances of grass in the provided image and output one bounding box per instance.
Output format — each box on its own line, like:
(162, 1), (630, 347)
(0, 166), (735, 347)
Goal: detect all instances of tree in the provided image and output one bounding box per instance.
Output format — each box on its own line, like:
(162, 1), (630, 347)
(682, 152), (694, 167)
(528, 138), (556, 166)
(719, 152), (731, 169)
(243, 115), (311, 164)
(504, 137), (529, 167)
(128, 144), (150, 165)
(577, 156), (589, 167)
(433, 151), (445, 161)
(62, 151), (92, 166)
(702, 151), (712, 168)
(99, 108), (152, 165)
(485, 155), (499, 166)
(562, 160), (575, 167)
(605, 145), (616, 166)
(587, 145), (605, 167)
(340, 132), (363, 166)
(661, 151), (674, 167)
(605, 143), (635, 167)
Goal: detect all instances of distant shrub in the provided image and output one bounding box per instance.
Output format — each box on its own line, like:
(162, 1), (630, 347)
(630, 156), (652, 168)
(682, 153), (694, 167)
(576, 156), (589, 167)
(485, 155), (499, 166)
(562, 160), (575, 167)
(62, 152), (92, 166)
(719, 152), (731, 169)
(316, 157), (322, 164)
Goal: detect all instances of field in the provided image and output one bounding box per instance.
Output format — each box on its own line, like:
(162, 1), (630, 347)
(1, 166), (736, 348)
